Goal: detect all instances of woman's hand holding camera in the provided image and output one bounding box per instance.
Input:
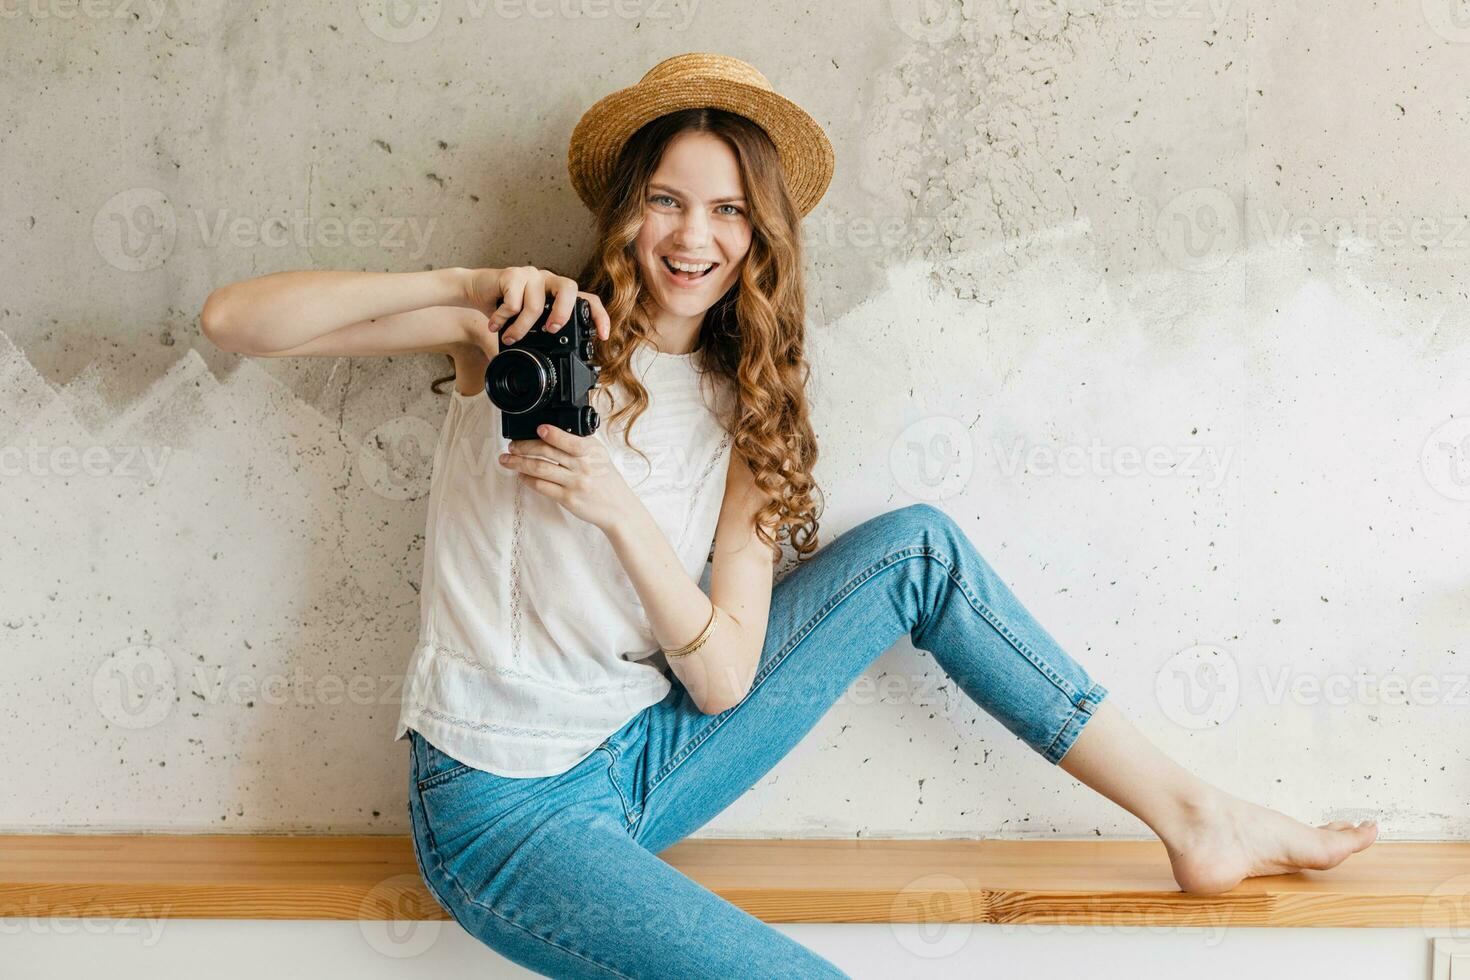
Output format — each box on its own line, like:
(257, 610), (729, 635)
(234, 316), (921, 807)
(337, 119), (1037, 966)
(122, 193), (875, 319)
(461, 266), (610, 352)
(462, 264), (626, 528)
(498, 422), (637, 533)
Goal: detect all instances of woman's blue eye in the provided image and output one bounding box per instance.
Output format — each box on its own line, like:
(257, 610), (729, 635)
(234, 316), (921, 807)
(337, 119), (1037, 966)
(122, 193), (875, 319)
(649, 194), (741, 216)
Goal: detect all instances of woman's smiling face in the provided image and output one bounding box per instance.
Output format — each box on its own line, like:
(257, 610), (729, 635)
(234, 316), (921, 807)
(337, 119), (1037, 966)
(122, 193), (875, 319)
(633, 130), (752, 328)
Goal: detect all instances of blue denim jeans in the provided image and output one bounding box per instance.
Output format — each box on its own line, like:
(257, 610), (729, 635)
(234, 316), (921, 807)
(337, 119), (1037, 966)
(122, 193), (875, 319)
(406, 502), (1108, 978)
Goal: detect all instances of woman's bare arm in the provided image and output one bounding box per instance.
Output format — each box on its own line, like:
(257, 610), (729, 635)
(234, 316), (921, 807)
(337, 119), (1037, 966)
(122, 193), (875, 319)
(603, 450), (778, 714)
(199, 267), (480, 358)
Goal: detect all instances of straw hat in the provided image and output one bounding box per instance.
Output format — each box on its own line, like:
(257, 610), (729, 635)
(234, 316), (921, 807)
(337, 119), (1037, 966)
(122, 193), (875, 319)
(567, 52), (834, 219)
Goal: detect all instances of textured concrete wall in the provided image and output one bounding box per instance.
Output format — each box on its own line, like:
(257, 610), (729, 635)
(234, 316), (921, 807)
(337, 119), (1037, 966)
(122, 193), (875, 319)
(2, 1), (1466, 837)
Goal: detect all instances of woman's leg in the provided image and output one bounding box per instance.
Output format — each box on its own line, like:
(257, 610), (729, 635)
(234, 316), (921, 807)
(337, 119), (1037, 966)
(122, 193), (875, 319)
(406, 729), (850, 979)
(605, 501), (1105, 852)
(601, 503), (1375, 892)
(1056, 702), (1377, 893)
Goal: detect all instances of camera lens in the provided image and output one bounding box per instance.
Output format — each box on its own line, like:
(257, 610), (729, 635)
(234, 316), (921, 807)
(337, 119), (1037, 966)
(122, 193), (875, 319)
(486, 349), (557, 414)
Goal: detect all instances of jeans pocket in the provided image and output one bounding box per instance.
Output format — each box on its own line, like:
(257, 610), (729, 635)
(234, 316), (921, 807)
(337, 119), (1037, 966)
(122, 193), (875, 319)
(413, 730), (477, 793)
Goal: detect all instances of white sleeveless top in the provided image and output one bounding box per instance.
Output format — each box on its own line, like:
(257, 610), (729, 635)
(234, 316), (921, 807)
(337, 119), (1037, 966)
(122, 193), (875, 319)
(394, 341), (736, 777)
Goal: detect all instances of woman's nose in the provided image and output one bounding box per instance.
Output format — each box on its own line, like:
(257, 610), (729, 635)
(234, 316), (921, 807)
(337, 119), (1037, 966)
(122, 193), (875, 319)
(675, 211), (711, 250)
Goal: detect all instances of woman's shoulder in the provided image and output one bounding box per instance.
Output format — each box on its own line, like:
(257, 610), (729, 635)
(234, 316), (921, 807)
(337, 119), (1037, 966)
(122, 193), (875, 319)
(451, 345), (489, 394)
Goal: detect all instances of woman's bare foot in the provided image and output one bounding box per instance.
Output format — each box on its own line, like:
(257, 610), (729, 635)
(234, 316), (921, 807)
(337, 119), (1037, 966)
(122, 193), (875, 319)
(1055, 700), (1379, 895)
(1161, 788), (1379, 895)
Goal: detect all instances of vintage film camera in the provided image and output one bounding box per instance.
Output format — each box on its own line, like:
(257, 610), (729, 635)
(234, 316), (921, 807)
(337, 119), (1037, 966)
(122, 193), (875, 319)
(484, 296), (601, 440)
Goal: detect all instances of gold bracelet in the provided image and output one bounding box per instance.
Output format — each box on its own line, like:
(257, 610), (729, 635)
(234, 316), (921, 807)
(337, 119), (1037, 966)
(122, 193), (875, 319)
(663, 604), (719, 660)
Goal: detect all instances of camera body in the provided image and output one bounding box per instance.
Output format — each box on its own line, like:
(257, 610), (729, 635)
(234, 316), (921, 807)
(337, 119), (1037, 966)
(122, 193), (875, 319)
(485, 297), (602, 440)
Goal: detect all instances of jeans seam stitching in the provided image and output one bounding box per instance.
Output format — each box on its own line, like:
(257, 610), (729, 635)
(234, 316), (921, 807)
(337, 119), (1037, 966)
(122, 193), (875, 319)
(638, 545), (931, 812)
(412, 777), (635, 979)
(416, 764), (473, 792)
(637, 537), (1093, 815)
(599, 747), (637, 829)
(925, 546), (1079, 703)
(451, 877), (637, 979)
(1042, 680), (1107, 762)
(409, 815), (454, 915)
(407, 745), (456, 916)
(409, 739), (461, 916)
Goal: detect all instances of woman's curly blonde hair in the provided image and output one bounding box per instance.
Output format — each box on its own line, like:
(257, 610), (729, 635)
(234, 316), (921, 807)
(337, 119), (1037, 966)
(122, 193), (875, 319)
(434, 107), (824, 564)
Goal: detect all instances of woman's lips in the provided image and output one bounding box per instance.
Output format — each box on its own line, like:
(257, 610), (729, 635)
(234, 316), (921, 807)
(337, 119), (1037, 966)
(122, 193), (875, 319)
(660, 256), (717, 288)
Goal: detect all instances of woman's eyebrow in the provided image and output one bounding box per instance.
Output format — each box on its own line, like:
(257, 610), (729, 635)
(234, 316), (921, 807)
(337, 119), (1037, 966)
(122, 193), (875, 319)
(649, 182), (746, 205)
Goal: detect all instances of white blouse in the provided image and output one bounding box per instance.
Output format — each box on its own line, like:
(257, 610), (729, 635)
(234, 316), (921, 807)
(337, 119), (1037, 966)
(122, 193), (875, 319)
(395, 340), (735, 777)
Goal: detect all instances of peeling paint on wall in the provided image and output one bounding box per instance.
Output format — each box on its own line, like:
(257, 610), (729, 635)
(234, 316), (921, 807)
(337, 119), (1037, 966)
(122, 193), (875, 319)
(0, 330), (439, 831)
(3, 231), (1467, 836)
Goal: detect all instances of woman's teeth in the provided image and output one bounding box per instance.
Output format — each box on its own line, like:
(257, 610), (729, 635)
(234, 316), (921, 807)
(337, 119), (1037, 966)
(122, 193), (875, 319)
(663, 257), (715, 280)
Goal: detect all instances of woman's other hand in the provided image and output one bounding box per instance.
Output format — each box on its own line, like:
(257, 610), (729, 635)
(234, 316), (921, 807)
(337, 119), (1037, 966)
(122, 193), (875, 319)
(461, 266), (611, 351)
(499, 423), (637, 533)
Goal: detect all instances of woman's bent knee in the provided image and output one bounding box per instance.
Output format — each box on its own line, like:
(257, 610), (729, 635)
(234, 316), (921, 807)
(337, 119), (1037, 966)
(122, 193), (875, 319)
(878, 501), (963, 553)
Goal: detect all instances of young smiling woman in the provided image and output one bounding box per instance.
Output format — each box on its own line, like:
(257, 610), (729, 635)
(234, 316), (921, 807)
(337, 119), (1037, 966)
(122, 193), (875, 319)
(200, 53), (1378, 979)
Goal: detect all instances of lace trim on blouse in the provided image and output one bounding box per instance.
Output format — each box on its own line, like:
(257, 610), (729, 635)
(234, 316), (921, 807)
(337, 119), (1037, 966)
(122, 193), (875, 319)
(429, 638), (656, 696)
(508, 476), (526, 666)
(673, 429), (733, 556)
(413, 703), (616, 740)
(614, 429), (732, 618)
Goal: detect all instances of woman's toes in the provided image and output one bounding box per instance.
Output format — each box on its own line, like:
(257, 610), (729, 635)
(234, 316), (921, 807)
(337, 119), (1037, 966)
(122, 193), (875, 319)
(1305, 819), (1379, 869)
(1350, 819), (1380, 850)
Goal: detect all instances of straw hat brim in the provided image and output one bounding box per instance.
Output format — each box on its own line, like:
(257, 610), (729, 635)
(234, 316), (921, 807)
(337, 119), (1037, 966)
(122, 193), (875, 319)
(568, 74), (834, 219)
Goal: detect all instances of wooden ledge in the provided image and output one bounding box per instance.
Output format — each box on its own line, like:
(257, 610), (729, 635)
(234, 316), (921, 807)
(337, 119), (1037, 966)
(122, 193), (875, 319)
(1, 836), (1466, 928)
